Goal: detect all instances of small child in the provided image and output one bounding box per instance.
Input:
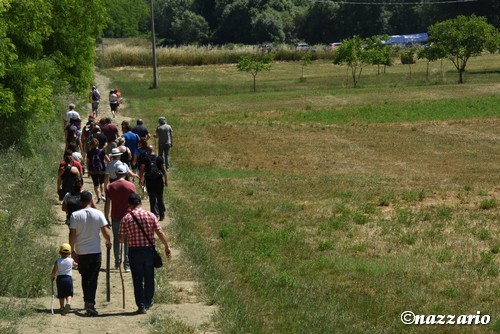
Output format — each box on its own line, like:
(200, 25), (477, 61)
(50, 243), (77, 315)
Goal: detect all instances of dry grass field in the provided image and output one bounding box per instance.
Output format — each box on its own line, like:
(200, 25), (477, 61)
(103, 53), (499, 333)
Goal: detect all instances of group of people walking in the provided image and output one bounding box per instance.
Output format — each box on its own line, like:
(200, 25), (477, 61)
(53, 95), (174, 316)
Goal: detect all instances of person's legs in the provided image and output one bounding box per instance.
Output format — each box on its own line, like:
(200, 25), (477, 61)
(157, 188), (166, 220)
(112, 219), (129, 269)
(163, 144), (171, 170)
(128, 248), (146, 310)
(146, 188), (159, 217)
(78, 253), (101, 314)
(143, 248), (156, 308)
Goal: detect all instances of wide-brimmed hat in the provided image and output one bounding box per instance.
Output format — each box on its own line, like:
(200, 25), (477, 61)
(110, 148), (123, 157)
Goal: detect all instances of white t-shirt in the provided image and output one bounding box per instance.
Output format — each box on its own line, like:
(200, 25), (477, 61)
(56, 257), (74, 276)
(65, 110), (80, 122)
(69, 208), (107, 255)
(106, 159), (129, 179)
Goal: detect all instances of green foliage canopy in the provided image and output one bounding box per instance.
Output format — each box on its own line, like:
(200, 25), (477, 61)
(428, 15), (500, 83)
(0, 0), (106, 152)
(237, 54), (272, 92)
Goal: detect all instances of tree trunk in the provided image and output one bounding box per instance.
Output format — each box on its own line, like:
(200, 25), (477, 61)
(253, 75), (256, 92)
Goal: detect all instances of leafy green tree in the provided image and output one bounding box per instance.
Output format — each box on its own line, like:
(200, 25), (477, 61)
(103, 0), (150, 37)
(237, 54), (272, 92)
(171, 10), (210, 44)
(252, 9), (285, 43)
(417, 44), (447, 80)
(428, 15), (500, 83)
(0, 0), (106, 151)
(364, 35), (392, 74)
(333, 36), (374, 88)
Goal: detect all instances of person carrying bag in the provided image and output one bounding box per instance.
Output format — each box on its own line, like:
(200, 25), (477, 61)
(118, 193), (171, 314)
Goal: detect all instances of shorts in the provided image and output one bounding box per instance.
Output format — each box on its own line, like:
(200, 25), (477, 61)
(110, 103), (118, 112)
(90, 173), (105, 187)
(56, 275), (73, 299)
(92, 102), (99, 111)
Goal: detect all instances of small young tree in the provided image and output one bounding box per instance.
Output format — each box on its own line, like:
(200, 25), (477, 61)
(333, 36), (373, 88)
(364, 35), (392, 75)
(428, 15), (500, 84)
(300, 51), (312, 81)
(237, 54), (272, 92)
(417, 44), (447, 80)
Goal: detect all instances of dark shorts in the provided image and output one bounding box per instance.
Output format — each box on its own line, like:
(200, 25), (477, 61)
(92, 102), (99, 111)
(90, 173), (105, 187)
(56, 275), (73, 299)
(110, 103), (118, 111)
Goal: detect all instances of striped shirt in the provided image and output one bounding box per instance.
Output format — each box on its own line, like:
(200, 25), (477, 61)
(119, 207), (160, 248)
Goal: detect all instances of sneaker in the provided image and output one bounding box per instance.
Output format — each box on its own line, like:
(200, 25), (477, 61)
(60, 307), (65, 315)
(63, 304), (71, 314)
(136, 307), (147, 315)
(146, 303), (154, 310)
(125, 266), (131, 273)
(100, 195), (106, 201)
(96, 198), (101, 204)
(86, 304), (99, 317)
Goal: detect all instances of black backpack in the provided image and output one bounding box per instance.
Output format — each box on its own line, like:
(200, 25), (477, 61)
(145, 155), (163, 181)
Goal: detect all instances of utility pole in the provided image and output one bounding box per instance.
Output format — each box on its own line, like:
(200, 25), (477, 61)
(150, 0), (158, 89)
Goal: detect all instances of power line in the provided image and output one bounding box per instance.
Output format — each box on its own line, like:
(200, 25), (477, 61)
(311, 0), (478, 5)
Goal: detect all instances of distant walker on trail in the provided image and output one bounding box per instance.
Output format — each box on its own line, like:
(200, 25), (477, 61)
(88, 86), (101, 118)
(154, 116), (173, 171)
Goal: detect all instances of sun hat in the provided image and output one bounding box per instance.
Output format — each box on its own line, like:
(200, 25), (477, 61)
(159, 116), (166, 123)
(116, 164), (128, 175)
(110, 147), (123, 157)
(69, 103), (76, 109)
(59, 243), (72, 254)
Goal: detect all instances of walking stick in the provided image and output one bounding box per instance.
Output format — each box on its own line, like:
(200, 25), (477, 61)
(51, 280), (55, 315)
(106, 246), (110, 302)
(119, 243), (125, 309)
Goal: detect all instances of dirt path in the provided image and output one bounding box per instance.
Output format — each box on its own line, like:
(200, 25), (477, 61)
(17, 72), (218, 334)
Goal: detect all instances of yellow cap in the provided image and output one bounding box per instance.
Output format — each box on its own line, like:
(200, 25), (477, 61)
(59, 243), (71, 254)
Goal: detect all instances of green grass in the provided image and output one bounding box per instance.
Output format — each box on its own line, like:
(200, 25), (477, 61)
(103, 53), (500, 333)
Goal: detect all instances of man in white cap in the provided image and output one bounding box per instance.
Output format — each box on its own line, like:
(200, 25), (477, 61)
(104, 164), (136, 271)
(154, 116), (173, 170)
(64, 103), (80, 129)
(104, 147), (138, 188)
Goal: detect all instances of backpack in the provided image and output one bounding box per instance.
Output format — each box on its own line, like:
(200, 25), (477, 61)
(90, 149), (104, 171)
(145, 155), (163, 181)
(92, 89), (100, 101)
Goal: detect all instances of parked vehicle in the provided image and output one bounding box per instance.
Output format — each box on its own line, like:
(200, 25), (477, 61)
(295, 42), (316, 51)
(258, 43), (277, 53)
(327, 42), (342, 50)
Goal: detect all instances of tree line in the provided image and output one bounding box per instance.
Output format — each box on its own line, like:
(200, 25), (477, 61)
(105, 0), (500, 45)
(0, 0), (106, 152)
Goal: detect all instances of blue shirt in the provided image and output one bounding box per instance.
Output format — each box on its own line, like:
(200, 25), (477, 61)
(122, 131), (140, 157)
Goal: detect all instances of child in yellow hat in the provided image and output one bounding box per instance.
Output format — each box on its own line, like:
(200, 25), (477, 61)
(50, 243), (78, 315)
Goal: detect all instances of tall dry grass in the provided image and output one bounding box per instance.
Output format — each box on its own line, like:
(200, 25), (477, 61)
(97, 43), (336, 68)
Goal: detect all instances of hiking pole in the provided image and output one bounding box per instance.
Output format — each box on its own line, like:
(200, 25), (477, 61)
(51, 280), (54, 315)
(119, 243), (125, 309)
(106, 246), (110, 302)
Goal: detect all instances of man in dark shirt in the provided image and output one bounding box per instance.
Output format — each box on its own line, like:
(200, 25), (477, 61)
(131, 119), (150, 140)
